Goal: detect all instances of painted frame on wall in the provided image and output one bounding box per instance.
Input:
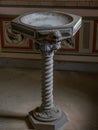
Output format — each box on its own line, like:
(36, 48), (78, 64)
(93, 20), (98, 53)
(0, 17), (33, 52)
(59, 31), (79, 52)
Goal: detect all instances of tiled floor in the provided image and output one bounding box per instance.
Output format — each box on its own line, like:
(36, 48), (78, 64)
(0, 68), (98, 130)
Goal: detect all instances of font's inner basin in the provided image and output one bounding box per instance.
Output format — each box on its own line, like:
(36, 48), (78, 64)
(20, 12), (73, 28)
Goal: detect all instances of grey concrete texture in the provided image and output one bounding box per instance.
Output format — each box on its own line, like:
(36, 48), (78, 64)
(0, 68), (97, 130)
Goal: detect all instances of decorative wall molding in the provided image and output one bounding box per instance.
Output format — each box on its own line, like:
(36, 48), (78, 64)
(59, 31), (79, 53)
(79, 20), (94, 54)
(0, 17), (33, 52)
(0, 0), (98, 9)
(0, 52), (98, 63)
(93, 20), (98, 53)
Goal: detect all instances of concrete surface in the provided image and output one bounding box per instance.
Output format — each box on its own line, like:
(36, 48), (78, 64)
(0, 68), (98, 130)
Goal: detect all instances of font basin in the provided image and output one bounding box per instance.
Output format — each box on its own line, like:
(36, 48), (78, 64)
(20, 12), (73, 29)
(11, 11), (82, 39)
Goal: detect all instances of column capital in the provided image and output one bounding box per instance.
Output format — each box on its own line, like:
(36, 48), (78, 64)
(35, 31), (62, 56)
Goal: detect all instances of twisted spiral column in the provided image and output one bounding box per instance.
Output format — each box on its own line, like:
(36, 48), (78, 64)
(41, 53), (54, 110)
(31, 42), (62, 122)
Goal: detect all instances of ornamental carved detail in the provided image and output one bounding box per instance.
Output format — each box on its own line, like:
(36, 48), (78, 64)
(35, 31), (62, 56)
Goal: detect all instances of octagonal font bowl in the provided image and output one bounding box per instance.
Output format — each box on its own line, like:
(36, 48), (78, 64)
(11, 11), (82, 39)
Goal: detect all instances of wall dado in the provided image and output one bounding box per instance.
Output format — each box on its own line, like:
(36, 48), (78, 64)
(0, 6), (98, 63)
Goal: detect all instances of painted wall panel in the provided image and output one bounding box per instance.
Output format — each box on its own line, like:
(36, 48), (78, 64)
(0, 18), (33, 52)
(79, 20), (94, 54)
(93, 20), (98, 53)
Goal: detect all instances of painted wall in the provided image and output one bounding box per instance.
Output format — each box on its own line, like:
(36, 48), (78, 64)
(0, 2), (98, 63)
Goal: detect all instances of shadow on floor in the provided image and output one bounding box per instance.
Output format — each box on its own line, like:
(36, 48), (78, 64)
(0, 110), (34, 129)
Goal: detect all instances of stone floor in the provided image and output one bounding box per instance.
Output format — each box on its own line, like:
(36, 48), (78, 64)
(0, 68), (98, 130)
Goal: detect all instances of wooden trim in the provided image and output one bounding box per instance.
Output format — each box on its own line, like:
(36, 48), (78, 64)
(0, 1), (98, 8)
(0, 7), (98, 17)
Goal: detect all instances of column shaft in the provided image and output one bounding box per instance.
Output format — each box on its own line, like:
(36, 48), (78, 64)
(41, 54), (54, 110)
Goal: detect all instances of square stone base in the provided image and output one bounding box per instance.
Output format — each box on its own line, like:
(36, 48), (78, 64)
(28, 111), (68, 130)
